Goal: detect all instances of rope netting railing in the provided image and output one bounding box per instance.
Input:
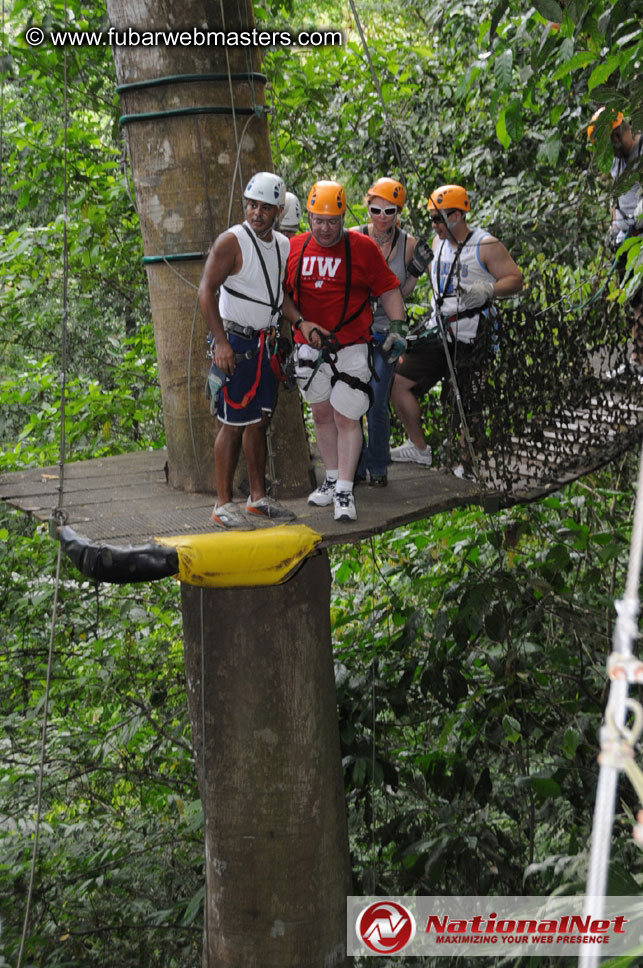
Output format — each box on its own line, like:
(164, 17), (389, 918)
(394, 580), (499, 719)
(406, 272), (643, 502)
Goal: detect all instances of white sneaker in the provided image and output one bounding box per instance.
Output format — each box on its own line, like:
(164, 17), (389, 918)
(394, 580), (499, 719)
(308, 478), (336, 506)
(390, 439), (433, 466)
(333, 490), (357, 522)
(212, 502), (255, 530)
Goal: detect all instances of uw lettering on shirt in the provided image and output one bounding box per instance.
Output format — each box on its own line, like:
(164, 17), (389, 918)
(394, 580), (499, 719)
(301, 255), (343, 281)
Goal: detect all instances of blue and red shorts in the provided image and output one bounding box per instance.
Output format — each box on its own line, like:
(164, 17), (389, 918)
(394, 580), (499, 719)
(217, 330), (277, 426)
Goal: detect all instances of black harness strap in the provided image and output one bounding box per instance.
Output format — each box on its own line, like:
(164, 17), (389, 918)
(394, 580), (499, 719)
(329, 365), (374, 405)
(222, 223), (282, 317)
(297, 348), (374, 405)
(434, 231), (473, 311)
(433, 230), (495, 342)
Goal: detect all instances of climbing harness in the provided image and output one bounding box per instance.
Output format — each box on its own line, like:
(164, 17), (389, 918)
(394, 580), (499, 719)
(292, 230), (377, 401)
(208, 218), (288, 412)
(220, 329), (266, 410)
(221, 222), (283, 322)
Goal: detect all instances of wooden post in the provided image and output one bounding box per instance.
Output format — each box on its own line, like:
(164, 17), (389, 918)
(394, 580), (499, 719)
(105, 2), (351, 964)
(181, 552), (351, 966)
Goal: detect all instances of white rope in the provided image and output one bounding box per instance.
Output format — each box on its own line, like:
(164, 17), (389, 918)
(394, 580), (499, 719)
(200, 588), (211, 965)
(218, 0), (245, 228)
(16, 544), (63, 968)
(17, 17), (70, 963)
(579, 441), (643, 968)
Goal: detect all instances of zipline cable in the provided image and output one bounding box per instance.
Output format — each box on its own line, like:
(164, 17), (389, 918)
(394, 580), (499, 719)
(346, 0), (423, 240)
(17, 20), (70, 966)
(199, 588), (211, 964)
(218, 0), (244, 222)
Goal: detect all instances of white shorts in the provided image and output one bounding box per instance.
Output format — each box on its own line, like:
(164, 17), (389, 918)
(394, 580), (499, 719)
(295, 342), (371, 420)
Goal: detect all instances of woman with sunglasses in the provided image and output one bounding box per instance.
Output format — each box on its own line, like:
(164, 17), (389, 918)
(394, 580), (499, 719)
(351, 177), (430, 486)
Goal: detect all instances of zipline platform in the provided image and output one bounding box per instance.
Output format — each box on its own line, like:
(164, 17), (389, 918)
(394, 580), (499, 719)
(1, 378), (641, 579)
(0, 448), (483, 549)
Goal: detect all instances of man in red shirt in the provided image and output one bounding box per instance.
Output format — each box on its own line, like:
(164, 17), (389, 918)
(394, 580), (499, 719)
(283, 180), (406, 522)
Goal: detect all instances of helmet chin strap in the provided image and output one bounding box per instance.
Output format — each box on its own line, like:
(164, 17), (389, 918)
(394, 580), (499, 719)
(442, 211), (461, 244)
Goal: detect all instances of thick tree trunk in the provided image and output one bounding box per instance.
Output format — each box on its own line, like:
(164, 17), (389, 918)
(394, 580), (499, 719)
(106, 0), (311, 496)
(106, 3), (350, 965)
(181, 552), (351, 967)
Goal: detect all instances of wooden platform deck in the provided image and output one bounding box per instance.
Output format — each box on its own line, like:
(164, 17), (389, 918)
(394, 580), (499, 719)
(2, 381), (641, 564)
(0, 449), (483, 549)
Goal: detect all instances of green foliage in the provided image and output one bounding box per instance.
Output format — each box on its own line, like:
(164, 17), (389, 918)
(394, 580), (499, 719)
(2, 0), (643, 963)
(1, 0), (149, 383)
(0, 324), (164, 471)
(0, 511), (200, 966)
(334, 463), (643, 936)
(263, 0), (642, 299)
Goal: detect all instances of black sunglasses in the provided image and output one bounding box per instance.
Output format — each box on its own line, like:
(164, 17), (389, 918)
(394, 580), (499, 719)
(430, 209), (457, 224)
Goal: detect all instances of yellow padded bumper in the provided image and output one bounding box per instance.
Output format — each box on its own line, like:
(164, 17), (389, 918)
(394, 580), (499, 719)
(155, 524), (322, 587)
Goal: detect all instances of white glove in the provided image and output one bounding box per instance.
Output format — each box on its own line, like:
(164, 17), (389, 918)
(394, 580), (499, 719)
(607, 222), (621, 251)
(459, 280), (494, 310)
(382, 332), (407, 363)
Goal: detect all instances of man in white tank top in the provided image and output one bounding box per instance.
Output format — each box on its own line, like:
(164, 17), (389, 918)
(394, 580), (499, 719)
(390, 184), (522, 473)
(198, 172), (296, 530)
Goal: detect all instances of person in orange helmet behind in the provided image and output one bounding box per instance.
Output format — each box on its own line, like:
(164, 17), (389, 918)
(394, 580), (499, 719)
(349, 176), (432, 487)
(390, 184), (522, 476)
(588, 108), (641, 251)
(589, 108), (643, 370)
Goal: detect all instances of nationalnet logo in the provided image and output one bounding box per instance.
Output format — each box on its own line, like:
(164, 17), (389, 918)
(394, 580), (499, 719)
(348, 895), (643, 957)
(356, 901), (416, 954)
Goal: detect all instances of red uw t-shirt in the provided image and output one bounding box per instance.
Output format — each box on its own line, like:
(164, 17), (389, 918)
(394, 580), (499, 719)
(286, 230), (400, 347)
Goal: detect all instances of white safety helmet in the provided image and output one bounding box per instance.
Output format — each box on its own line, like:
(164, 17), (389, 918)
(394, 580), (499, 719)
(244, 172), (286, 207)
(280, 192), (302, 232)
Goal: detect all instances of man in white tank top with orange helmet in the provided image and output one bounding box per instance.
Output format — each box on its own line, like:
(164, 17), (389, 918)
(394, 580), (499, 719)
(390, 184), (523, 472)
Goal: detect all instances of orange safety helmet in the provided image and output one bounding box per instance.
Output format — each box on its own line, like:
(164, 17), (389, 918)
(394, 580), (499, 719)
(428, 184), (471, 213)
(587, 107), (625, 141)
(367, 177), (406, 208)
(306, 180), (347, 215)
